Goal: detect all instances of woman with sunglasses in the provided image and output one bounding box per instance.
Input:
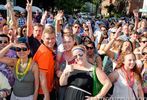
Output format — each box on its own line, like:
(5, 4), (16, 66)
(141, 47), (147, 97)
(0, 34), (16, 99)
(84, 41), (102, 69)
(0, 38), (39, 100)
(60, 45), (112, 100)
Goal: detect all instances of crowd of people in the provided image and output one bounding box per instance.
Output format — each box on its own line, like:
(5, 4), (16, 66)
(0, 0), (147, 100)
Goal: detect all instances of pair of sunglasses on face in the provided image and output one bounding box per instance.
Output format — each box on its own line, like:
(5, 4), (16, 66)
(142, 52), (147, 55)
(73, 53), (84, 59)
(0, 40), (8, 44)
(15, 47), (28, 52)
(85, 46), (94, 50)
(141, 41), (147, 44)
(74, 26), (80, 29)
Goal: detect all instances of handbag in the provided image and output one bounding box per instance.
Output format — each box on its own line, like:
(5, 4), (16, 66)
(92, 66), (103, 96)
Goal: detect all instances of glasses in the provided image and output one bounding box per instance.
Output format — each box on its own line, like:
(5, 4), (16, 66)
(84, 29), (89, 31)
(141, 41), (147, 44)
(23, 30), (26, 33)
(142, 52), (147, 55)
(86, 46), (94, 50)
(73, 53), (84, 59)
(0, 40), (8, 44)
(15, 47), (28, 52)
(101, 29), (107, 31)
(74, 26), (80, 29)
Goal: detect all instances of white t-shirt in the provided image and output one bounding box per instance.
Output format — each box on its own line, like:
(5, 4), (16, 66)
(0, 72), (11, 90)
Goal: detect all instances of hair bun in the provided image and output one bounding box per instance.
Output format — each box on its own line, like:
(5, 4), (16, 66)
(17, 37), (27, 43)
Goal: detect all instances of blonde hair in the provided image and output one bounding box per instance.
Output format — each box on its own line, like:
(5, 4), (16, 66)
(41, 28), (55, 40)
(63, 33), (75, 41)
(111, 39), (123, 51)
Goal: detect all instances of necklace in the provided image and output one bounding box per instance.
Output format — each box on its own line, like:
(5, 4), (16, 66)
(16, 58), (32, 81)
(122, 65), (134, 88)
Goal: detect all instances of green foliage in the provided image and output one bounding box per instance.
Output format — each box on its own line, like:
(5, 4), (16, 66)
(81, 4), (89, 12)
(105, 4), (115, 17)
(54, 0), (91, 14)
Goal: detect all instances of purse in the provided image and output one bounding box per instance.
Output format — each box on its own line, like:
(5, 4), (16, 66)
(92, 66), (103, 96)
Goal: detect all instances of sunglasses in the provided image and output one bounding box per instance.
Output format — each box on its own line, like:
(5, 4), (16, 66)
(0, 40), (8, 44)
(74, 26), (80, 29)
(73, 53), (84, 59)
(86, 46), (94, 50)
(142, 52), (147, 55)
(84, 29), (89, 31)
(15, 47), (28, 52)
(141, 41), (147, 44)
(23, 30), (26, 32)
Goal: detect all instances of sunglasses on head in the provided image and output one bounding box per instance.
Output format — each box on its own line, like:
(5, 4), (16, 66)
(86, 46), (94, 50)
(15, 47), (28, 52)
(74, 53), (84, 59)
(0, 40), (8, 44)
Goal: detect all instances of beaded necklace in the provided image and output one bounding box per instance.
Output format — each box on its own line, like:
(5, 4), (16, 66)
(16, 58), (32, 81)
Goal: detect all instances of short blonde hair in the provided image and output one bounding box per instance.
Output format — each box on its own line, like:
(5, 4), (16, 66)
(42, 28), (55, 39)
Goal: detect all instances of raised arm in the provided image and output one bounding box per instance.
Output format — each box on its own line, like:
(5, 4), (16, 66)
(26, 0), (33, 37)
(0, 43), (16, 66)
(55, 10), (64, 34)
(5, 2), (18, 30)
(40, 11), (48, 25)
(133, 10), (139, 31)
(103, 27), (122, 59)
(87, 21), (94, 41)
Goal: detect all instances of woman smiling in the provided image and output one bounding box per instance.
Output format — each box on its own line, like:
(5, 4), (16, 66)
(59, 45), (112, 100)
(0, 37), (39, 100)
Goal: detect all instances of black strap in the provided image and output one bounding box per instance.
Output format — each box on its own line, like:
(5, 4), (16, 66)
(131, 87), (138, 100)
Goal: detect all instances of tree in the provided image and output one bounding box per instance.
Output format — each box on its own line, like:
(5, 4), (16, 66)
(105, 4), (115, 17)
(54, 0), (91, 14)
(92, 0), (102, 17)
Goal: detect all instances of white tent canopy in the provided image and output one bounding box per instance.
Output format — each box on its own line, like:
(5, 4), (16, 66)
(14, 6), (25, 12)
(0, 4), (6, 10)
(32, 6), (42, 13)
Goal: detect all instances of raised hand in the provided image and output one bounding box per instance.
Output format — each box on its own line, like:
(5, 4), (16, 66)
(114, 27), (122, 39)
(63, 60), (73, 75)
(133, 9), (139, 18)
(26, 0), (33, 12)
(5, 2), (12, 10)
(55, 10), (64, 21)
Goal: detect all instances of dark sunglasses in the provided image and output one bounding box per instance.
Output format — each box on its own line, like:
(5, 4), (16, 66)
(142, 52), (147, 55)
(15, 47), (28, 52)
(74, 26), (80, 29)
(0, 40), (8, 44)
(141, 41), (147, 44)
(74, 53), (84, 59)
(84, 29), (89, 31)
(23, 30), (26, 32)
(86, 46), (94, 50)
